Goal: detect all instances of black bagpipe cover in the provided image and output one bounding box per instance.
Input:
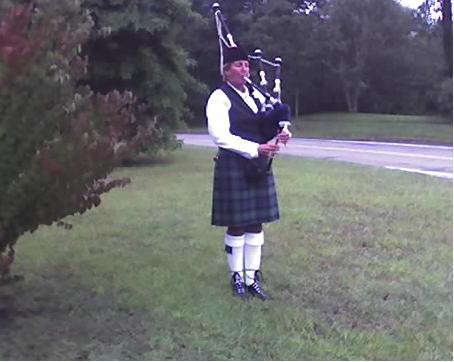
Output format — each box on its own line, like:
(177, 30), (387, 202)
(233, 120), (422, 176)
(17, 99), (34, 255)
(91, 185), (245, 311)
(259, 103), (291, 142)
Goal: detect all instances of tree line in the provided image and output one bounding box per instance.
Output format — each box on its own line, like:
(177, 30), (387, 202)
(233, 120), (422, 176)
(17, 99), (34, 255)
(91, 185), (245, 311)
(188, 0), (452, 121)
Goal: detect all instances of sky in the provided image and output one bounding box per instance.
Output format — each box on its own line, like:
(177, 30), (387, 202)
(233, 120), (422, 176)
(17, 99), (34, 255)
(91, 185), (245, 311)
(398, 0), (425, 8)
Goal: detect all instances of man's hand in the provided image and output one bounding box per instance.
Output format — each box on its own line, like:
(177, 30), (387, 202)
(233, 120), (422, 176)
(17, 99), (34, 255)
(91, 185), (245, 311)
(258, 143), (280, 157)
(277, 131), (291, 145)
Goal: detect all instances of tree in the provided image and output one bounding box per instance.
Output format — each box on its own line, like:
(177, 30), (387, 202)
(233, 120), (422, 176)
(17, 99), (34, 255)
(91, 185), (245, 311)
(80, 0), (205, 155)
(441, 0), (452, 77)
(238, 0), (325, 116)
(416, 0), (452, 116)
(0, 3), (140, 281)
(319, 0), (392, 112)
(188, 0), (448, 116)
(418, 0), (452, 77)
(188, 0), (334, 116)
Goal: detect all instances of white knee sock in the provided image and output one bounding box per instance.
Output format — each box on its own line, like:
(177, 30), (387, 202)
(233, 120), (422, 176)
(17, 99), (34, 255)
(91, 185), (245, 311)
(244, 231), (264, 286)
(224, 234), (245, 280)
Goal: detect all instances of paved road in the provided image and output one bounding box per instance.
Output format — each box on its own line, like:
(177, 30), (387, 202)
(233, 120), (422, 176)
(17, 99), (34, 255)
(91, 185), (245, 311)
(177, 134), (453, 180)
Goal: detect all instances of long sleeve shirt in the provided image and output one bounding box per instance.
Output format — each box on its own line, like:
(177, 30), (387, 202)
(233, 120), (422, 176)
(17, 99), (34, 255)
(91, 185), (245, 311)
(206, 83), (265, 159)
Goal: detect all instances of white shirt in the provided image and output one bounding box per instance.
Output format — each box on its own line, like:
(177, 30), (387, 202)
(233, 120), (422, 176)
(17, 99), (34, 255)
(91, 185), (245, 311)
(206, 83), (266, 159)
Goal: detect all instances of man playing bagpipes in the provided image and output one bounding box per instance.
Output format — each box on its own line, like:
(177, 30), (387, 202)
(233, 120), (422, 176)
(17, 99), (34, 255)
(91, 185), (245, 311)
(206, 3), (293, 300)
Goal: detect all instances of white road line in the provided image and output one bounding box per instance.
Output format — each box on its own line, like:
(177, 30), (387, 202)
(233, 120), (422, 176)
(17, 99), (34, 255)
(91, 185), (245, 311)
(291, 144), (453, 160)
(385, 166), (453, 179)
(329, 139), (453, 150)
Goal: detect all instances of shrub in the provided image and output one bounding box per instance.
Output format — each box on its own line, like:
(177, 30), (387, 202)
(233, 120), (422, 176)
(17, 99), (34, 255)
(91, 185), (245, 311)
(0, 4), (144, 281)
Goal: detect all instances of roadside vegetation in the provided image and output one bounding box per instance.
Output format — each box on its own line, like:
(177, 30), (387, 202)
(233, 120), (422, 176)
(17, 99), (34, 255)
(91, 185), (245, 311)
(1, 148), (451, 360)
(292, 113), (453, 144)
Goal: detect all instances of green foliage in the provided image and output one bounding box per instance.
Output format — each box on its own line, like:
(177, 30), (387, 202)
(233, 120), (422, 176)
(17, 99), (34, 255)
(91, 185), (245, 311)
(435, 77), (453, 116)
(239, 0), (328, 115)
(0, 4), (142, 264)
(81, 0), (206, 154)
(188, 0), (450, 117)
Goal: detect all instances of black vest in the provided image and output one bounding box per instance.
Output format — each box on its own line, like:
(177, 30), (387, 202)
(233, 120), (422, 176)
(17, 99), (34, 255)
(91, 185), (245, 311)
(220, 83), (273, 144)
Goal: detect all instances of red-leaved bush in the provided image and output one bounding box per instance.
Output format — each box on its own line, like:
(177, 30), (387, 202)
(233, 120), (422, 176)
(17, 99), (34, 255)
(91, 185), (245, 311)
(0, 4), (147, 281)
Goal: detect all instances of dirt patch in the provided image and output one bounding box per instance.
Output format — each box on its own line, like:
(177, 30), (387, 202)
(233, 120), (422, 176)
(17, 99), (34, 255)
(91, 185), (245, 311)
(0, 273), (152, 360)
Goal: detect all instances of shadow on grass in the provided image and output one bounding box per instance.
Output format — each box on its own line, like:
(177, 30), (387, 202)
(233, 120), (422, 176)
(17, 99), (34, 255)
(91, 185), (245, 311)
(0, 272), (152, 360)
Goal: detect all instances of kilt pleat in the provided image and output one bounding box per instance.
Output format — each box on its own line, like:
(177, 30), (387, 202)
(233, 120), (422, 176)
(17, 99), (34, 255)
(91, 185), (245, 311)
(211, 149), (280, 227)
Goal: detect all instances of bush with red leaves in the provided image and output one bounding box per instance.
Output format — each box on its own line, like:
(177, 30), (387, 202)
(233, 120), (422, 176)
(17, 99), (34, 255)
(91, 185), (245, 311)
(0, 4), (146, 279)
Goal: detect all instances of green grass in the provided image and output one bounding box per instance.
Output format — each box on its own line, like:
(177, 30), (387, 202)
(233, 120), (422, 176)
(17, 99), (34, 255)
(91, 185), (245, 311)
(1, 147), (452, 360)
(293, 113), (452, 145)
(182, 112), (453, 145)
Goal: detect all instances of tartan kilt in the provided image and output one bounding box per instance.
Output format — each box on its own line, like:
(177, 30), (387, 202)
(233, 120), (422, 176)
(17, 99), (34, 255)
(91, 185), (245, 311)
(211, 149), (280, 227)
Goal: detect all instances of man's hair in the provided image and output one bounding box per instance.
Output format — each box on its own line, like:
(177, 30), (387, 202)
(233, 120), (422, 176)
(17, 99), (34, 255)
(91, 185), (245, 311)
(222, 63), (231, 81)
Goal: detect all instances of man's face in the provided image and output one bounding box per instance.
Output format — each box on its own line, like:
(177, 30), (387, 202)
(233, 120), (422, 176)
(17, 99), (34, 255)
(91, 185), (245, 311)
(224, 60), (250, 88)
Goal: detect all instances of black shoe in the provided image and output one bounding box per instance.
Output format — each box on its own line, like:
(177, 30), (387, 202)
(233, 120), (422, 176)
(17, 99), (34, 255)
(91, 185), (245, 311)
(230, 272), (247, 299)
(247, 271), (270, 300)
(248, 281), (270, 300)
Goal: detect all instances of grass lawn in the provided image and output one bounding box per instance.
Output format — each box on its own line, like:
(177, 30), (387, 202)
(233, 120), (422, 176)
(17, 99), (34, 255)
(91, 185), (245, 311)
(293, 113), (453, 145)
(1, 147), (452, 360)
(182, 112), (453, 145)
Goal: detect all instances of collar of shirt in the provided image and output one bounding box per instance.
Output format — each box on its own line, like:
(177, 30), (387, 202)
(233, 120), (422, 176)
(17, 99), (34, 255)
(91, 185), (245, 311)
(227, 82), (258, 113)
(227, 82), (248, 96)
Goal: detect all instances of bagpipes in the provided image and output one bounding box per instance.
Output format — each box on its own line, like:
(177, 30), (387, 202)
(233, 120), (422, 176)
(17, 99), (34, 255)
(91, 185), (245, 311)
(211, 2), (291, 168)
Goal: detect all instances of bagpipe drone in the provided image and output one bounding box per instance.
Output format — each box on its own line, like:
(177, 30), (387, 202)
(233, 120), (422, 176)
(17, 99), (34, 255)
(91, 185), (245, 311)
(211, 2), (292, 168)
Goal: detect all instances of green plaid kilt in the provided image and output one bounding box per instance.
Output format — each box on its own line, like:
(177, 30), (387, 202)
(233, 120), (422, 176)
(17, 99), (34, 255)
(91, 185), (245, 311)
(211, 149), (280, 227)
